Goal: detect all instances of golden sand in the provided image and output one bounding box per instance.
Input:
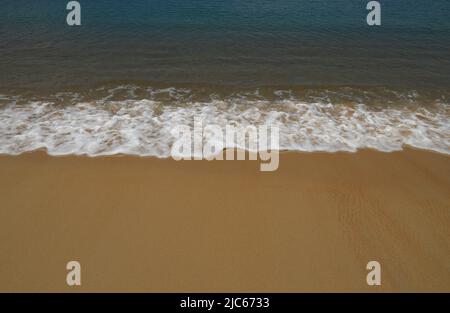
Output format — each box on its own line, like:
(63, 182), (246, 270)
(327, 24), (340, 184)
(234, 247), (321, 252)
(0, 149), (449, 292)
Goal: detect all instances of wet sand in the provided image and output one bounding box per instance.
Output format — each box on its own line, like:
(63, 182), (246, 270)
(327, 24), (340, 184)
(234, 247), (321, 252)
(0, 149), (449, 292)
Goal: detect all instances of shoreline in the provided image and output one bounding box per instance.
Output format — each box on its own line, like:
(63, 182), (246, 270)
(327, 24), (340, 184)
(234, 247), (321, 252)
(1, 144), (449, 158)
(0, 148), (449, 292)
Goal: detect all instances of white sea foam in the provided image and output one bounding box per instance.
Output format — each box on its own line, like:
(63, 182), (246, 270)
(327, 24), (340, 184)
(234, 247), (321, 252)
(0, 92), (448, 157)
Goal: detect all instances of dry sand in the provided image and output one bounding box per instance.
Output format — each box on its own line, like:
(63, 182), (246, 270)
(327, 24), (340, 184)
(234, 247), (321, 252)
(0, 149), (449, 292)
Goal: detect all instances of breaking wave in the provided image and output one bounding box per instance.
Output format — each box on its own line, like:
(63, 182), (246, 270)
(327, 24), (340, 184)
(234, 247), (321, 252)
(0, 86), (448, 156)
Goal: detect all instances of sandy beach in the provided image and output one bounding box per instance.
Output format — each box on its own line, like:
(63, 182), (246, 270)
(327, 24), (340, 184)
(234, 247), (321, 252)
(0, 149), (449, 292)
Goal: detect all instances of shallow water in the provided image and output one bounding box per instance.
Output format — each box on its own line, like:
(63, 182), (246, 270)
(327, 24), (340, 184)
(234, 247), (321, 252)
(0, 1), (449, 155)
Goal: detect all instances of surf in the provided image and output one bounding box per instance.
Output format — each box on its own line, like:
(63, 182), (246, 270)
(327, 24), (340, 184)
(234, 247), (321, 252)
(0, 87), (448, 157)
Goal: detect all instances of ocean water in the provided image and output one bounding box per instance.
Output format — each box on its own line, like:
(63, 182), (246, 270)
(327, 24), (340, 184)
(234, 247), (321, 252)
(0, 0), (449, 156)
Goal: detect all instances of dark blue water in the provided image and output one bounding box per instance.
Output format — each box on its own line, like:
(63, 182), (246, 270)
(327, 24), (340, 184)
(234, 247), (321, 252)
(1, 0), (449, 93)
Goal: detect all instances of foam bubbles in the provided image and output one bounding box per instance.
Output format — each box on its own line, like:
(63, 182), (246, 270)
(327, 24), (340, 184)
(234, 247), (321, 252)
(0, 89), (448, 156)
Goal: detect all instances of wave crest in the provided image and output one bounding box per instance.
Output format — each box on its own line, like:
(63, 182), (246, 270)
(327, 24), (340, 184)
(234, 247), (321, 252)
(0, 87), (448, 156)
